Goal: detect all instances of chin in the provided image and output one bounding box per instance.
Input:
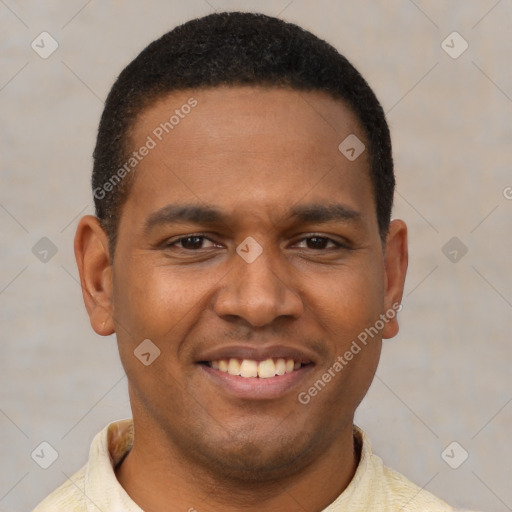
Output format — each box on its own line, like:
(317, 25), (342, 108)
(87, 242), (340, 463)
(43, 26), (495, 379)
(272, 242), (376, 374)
(190, 425), (319, 483)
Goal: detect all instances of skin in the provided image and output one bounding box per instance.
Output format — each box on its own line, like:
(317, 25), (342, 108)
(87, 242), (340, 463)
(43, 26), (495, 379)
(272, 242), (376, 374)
(75, 86), (408, 512)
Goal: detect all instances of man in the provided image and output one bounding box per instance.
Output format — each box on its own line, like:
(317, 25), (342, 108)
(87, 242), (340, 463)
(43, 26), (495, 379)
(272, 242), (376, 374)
(34, 11), (464, 512)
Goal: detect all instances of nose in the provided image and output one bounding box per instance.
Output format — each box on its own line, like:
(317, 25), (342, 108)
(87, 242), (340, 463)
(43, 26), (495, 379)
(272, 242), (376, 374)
(212, 245), (304, 327)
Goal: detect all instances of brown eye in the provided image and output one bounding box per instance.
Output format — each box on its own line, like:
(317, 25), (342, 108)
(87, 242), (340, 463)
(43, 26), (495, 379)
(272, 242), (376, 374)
(295, 236), (342, 250)
(166, 235), (217, 250)
(179, 236), (205, 249)
(306, 237), (331, 249)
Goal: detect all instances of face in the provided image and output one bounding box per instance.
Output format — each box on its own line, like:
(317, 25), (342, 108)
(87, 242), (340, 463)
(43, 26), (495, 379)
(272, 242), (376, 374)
(77, 86), (407, 481)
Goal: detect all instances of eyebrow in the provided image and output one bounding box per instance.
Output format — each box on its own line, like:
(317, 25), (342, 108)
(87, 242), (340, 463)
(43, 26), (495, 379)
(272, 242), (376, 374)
(144, 202), (362, 234)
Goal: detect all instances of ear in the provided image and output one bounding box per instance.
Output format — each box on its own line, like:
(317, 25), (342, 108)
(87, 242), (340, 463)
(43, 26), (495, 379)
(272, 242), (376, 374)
(381, 219), (408, 339)
(74, 215), (115, 336)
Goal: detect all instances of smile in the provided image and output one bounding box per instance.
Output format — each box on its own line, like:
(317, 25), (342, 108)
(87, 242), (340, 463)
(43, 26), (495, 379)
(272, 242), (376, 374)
(199, 358), (314, 400)
(206, 358), (308, 378)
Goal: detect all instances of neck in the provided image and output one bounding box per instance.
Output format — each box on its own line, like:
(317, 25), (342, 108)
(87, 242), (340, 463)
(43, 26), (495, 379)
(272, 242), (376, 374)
(115, 420), (360, 512)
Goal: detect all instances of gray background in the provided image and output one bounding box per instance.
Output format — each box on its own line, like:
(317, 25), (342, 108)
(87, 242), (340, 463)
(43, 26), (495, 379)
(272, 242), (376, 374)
(1, 1), (511, 511)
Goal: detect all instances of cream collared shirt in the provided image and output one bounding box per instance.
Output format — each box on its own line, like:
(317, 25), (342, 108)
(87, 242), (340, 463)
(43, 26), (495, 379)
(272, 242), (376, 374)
(33, 418), (465, 512)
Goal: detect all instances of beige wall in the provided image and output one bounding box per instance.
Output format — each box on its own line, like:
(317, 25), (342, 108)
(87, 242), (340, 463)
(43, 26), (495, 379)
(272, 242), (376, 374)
(1, 1), (511, 510)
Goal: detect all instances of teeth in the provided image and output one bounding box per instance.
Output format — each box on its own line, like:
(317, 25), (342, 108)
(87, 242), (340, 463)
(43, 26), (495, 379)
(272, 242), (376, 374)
(240, 359), (258, 378)
(275, 358), (286, 376)
(258, 358), (276, 379)
(210, 357), (303, 378)
(227, 358), (241, 376)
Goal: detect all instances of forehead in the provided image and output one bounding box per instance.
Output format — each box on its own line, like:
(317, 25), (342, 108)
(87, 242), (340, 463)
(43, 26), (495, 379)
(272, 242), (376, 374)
(122, 86), (374, 229)
(131, 85), (366, 155)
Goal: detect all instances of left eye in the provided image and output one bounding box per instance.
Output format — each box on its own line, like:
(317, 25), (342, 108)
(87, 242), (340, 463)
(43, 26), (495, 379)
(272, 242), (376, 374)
(294, 236), (341, 250)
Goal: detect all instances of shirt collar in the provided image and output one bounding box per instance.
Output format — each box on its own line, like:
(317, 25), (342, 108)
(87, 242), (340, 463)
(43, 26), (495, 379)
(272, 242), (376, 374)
(84, 418), (372, 512)
(84, 418), (142, 512)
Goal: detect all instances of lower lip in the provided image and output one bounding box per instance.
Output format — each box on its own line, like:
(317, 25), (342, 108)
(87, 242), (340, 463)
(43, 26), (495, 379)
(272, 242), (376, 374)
(199, 364), (314, 400)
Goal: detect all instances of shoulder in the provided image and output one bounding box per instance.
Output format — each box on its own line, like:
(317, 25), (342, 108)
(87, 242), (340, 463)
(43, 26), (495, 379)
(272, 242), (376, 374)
(351, 426), (456, 512)
(32, 419), (134, 512)
(32, 465), (89, 511)
(378, 459), (454, 511)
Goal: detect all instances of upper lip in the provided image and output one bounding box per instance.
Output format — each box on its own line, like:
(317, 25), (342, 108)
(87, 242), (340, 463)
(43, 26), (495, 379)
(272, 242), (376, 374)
(196, 345), (315, 365)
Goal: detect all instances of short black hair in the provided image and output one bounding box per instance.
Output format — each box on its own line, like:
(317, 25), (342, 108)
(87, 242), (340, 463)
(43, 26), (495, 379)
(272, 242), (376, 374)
(92, 11), (394, 258)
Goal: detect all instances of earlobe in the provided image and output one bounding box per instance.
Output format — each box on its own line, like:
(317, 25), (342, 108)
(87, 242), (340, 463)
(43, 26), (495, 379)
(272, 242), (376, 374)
(74, 215), (115, 336)
(381, 219), (408, 340)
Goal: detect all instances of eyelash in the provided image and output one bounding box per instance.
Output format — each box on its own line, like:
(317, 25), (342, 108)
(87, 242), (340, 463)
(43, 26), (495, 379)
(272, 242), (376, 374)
(163, 234), (349, 251)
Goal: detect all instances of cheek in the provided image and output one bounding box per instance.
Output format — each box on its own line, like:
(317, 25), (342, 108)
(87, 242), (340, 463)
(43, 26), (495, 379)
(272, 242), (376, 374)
(307, 269), (383, 408)
(113, 261), (188, 330)
(111, 261), (201, 399)
(112, 257), (225, 352)
(305, 260), (384, 334)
